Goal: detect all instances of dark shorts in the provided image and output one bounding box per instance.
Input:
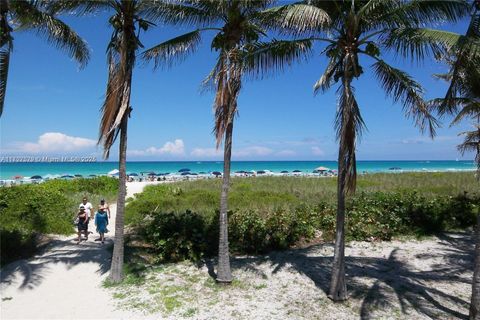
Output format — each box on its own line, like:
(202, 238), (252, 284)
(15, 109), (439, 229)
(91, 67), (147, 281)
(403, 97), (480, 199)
(77, 219), (88, 232)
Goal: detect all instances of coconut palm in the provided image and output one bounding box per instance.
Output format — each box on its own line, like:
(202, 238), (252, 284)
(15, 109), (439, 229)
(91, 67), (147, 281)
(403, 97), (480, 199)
(274, 0), (469, 301)
(0, 0), (89, 117)
(429, 2), (480, 317)
(49, 0), (156, 282)
(141, 0), (315, 283)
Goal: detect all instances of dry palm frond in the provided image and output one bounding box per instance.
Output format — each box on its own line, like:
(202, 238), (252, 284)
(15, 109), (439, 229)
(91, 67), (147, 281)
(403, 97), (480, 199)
(98, 55), (124, 159)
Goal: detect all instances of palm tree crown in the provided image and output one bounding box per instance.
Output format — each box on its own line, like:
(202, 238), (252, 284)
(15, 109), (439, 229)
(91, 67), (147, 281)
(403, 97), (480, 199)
(0, 0), (90, 117)
(273, 0), (470, 301)
(142, 0), (313, 283)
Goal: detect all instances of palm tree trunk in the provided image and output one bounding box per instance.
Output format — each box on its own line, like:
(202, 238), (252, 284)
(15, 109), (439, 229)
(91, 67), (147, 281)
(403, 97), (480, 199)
(471, 132), (480, 319)
(471, 208), (480, 320)
(109, 6), (134, 282)
(217, 120), (234, 283)
(329, 70), (353, 301)
(329, 145), (348, 301)
(109, 114), (128, 282)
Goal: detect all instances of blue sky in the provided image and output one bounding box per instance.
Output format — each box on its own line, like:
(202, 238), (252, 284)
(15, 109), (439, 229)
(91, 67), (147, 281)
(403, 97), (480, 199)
(0, 9), (475, 161)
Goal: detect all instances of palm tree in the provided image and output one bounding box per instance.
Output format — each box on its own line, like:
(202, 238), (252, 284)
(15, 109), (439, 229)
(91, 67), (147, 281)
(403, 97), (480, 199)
(275, 0), (469, 301)
(429, 2), (480, 317)
(141, 0), (315, 283)
(0, 0), (89, 117)
(50, 0), (156, 282)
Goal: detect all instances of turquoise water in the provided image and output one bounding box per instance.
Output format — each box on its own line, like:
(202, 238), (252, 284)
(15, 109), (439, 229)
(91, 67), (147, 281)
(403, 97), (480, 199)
(0, 160), (475, 179)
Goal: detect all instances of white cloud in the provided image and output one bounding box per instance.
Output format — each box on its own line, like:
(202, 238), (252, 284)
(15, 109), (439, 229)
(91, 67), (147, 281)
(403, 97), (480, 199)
(276, 149), (296, 157)
(14, 132), (96, 153)
(191, 147), (222, 157)
(233, 146), (273, 157)
(129, 139), (185, 156)
(311, 146), (325, 156)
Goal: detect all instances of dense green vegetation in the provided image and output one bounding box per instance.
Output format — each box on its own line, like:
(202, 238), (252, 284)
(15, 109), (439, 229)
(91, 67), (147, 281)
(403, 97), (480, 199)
(0, 177), (118, 265)
(125, 172), (479, 262)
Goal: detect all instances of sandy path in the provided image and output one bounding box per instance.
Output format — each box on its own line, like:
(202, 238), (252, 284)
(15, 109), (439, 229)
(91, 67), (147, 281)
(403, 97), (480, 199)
(0, 182), (154, 320)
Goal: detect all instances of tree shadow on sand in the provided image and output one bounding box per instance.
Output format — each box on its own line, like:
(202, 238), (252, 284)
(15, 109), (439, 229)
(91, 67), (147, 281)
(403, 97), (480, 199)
(228, 232), (473, 319)
(1, 236), (112, 291)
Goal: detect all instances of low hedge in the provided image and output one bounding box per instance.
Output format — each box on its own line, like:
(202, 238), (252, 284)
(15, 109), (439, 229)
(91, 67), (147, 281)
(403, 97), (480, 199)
(0, 177), (118, 265)
(126, 184), (478, 263)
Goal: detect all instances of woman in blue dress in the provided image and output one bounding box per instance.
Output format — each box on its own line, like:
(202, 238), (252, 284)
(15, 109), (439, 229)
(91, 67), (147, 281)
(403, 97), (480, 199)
(94, 205), (109, 244)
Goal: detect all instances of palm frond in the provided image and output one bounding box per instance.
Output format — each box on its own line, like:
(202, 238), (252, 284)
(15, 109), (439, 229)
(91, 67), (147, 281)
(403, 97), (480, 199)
(258, 3), (330, 35)
(244, 38), (313, 79)
(212, 53), (242, 148)
(457, 126), (480, 178)
(451, 100), (480, 125)
(382, 28), (465, 62)
(397, 0), (469, 25)
(373, 59), (438, 137)
(13, 1), (90, 67)
(44, 0), (111, 16)
(98, 57), (123, 159)
(139, 0), (218, 27)
(201, 51), (225, 92)
(335, 81), (366, 194)
(0, 48), (10, 117)
(314, 55), (341, 95)
(142, 29), (202, 68)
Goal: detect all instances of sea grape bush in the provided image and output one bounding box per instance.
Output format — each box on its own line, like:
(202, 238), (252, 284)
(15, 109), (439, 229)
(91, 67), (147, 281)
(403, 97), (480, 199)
(0, 177), (118, 265)
(126, 184), (478, 263)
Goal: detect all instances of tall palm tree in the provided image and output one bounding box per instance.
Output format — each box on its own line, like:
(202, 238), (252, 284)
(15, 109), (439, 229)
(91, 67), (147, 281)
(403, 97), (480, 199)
(141, 0), (316, 283)
(50, 0), (155, 282)
(0, 0), (89, 117)
(275, 0), (469, 301)
(429, 2), (480, 317)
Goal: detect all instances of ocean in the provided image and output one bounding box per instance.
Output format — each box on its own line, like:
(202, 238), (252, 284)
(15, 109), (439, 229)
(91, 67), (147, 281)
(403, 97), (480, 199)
(0, 160), (475, 179)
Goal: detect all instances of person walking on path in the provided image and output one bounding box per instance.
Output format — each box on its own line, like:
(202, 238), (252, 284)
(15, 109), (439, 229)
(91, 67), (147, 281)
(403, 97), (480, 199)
(80, 196), (94, 221)
(94, 205), (109, 244)
(100, 199), (111, 219)
(76, 206), (89, 244)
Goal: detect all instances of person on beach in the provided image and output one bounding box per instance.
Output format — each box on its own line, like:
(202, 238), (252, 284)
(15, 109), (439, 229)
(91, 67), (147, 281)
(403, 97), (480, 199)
(94, 205), (109, 244)
(100, 199), (111, 219)
(80, 197), (94, 221)
(76, 206), (88, 244)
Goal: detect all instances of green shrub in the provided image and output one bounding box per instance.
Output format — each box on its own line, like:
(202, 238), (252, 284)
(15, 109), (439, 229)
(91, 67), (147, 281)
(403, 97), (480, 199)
(126, 175), (478, 263)
(0, 177), (118, 265)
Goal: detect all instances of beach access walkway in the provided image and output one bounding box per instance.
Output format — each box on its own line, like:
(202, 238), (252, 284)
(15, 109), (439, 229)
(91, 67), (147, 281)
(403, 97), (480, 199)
(0, 182), (160, 320)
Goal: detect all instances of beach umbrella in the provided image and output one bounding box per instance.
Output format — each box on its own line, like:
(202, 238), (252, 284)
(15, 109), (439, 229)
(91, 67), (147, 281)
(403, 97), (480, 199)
(74, 174), (83, 178)
(293, 170), (302, 173)
(199, 171), (207, 174)
(178, 168), (191, 172)
(61, 175), (74, 179)
(181, 172), (191, 176)
(128, 173), (139, 176)
(212, 171), (222, 176)
(30, 175), (43, 179)
(147, 172), (156, 176)
(280, 170), (289, 174)
(190, 173), (198, 176)
(108, 169), (119, 175)
(13, 175), (23, 180)
(257, 170), (266, 174)
(315, 166), (329, 172)
(89, 174), (97, 177)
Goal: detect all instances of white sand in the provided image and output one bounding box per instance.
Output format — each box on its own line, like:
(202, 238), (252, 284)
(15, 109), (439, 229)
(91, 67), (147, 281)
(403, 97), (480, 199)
(0, 181), (474, 319)
(0, 182), (154, 320)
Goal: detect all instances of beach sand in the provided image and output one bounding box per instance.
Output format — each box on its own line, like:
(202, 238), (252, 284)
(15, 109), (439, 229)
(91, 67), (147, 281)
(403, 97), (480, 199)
(0, 181), (473, 319)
